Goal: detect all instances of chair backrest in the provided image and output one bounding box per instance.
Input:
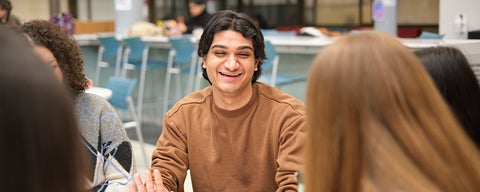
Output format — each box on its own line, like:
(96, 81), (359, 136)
(262, 40), (279, 71)
(262, 29), (296, 37)
(169, 36), (197, 64)
(123, 37), (147, 63)
(419, 31), (445, 39)
(106, 77), (137, 110)
(98, 35), (122, 61)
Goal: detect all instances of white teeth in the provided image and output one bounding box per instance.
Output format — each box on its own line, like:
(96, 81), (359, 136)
(219, 72), (240, 77)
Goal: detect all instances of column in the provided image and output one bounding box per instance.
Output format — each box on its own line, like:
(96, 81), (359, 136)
(372, 0), (397, 36)
(114, 0), (144, 36)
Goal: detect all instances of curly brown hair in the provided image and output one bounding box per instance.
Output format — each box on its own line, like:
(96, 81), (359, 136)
(21, 19), (88, 95)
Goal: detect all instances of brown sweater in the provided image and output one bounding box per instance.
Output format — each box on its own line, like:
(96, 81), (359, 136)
(151, 82), (305, 192)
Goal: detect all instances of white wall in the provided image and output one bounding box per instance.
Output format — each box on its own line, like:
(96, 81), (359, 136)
(13, 0), (51, 21)
(13, 0), (70, 22)
(92, 0), (115, 20)
(77, 0), (115, 21)
(114, 0), (144, 35)
(440, 0), (480, 39)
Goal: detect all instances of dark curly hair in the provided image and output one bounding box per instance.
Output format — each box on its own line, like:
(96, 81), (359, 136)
(21, 19), (88, 95)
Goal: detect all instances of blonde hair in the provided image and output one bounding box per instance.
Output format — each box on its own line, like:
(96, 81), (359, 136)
(305, 31), (480, 192)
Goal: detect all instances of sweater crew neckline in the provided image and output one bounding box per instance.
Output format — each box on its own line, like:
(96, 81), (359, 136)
(212, 84), (259, 118)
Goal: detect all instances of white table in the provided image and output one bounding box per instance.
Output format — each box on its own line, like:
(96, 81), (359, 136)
(86, 87), (113, 99)
(74, 34), (480, 63)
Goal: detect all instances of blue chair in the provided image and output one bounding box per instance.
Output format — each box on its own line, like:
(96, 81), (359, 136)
(94, 35), (123, 85)
(419, 31), (445, 39)
(258, 40), (306, 87)
(261, 29), (296, 37)
(162, 36), (199, 115)
(121, 37), (166, 124)
(105, 76), (148, 167)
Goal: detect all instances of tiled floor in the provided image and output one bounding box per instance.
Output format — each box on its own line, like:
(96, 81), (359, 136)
(131, 140), (154, 171)
(126, 122), (163, 145)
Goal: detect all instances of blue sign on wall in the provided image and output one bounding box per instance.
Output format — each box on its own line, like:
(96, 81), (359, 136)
(372, 1), (384, 21)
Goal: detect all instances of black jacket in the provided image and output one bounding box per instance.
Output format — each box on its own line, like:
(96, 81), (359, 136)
(185, 10), (211, 34)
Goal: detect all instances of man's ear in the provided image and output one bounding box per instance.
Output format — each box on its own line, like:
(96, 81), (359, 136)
(202, 56), (207, 68)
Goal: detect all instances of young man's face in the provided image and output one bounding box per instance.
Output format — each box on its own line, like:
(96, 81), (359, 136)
(203, 30), (258, 96)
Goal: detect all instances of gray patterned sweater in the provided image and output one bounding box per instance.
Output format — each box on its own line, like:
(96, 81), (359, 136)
(76, 93), (135, 192)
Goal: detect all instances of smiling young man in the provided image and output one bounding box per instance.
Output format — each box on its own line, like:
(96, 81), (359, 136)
(147, 10), (305, 192)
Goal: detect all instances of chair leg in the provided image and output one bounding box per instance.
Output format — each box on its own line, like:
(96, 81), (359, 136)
(163, 67), (181, 115)
(163, 66), (172, 116)
(194, 60), (203, 91)
(135, 47), (150, 128)
(163, 50), (175, 116)
(136, 60), (147, 129)
(95, 47), (105, 84)
(114, 47), (123, 77)
(127, 97), (149, 168)
(94, 64), (102, 86)
(271, 56), (280, 87)
(175, 70), (182, 99)
(187, 56), (197, 93)
(121, 49), (130, 78)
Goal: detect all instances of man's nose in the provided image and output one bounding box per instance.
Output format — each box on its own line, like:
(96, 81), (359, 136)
(224, 54), (238, 69)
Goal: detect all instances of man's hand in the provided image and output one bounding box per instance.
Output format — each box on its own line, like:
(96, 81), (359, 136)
(129, 169), (172, 192)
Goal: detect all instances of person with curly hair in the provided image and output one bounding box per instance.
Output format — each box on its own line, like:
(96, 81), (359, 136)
(21, 20), (135, 192)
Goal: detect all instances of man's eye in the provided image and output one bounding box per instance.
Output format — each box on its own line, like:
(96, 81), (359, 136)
(237, 53), (250, 58)
(214, 52), (226, 56)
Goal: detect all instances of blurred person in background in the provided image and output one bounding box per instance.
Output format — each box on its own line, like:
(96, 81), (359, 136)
(0, 0), (21, 26)
(178, 0), (211, 34)
(304, 31), (480, 192)
(0, 29), (88, 192)
(21, 20), (135, 192)
(415, 46), (480, 148)
(252, 13), (273, 30)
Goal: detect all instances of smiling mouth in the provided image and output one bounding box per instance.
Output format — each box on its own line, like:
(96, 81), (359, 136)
(219, 72), (241, 77)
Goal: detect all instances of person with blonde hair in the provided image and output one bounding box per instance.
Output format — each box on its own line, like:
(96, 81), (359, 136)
(304, 31), (480, 192)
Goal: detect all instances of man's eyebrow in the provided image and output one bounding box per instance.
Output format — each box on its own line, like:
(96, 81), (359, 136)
(210, 44), (254, 52)
(237, 46), (254, 52)
(210, 44), (227, 49)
